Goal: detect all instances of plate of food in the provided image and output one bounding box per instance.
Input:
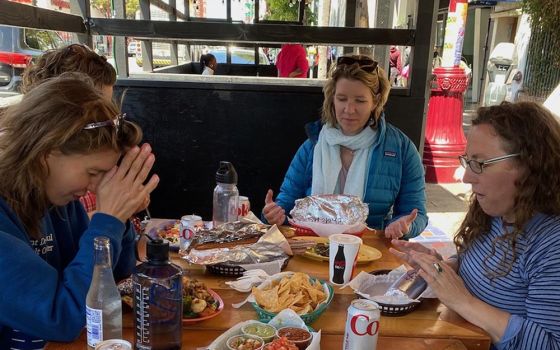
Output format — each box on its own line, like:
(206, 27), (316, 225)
(119, 276), (223, 324)
(182, 276), (224, 323)
(291, 236), (382, 264)
(148, 219), (180, 250)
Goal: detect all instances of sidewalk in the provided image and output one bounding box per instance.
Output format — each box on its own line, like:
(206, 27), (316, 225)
(425, 182), (470, 238)
(422, 99), (476, 239)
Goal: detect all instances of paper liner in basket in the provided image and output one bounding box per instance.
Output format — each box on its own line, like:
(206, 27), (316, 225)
(344, 265), (435, 305)
(207, 309), (321, 350)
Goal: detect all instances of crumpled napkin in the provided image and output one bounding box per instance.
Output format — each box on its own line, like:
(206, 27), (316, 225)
(268, 309), (321, 350)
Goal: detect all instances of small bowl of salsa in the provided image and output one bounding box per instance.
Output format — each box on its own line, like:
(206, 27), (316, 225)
(226, 334), (264, 350)
(276, 327), (312, 350)
(242, 322), (277, 343)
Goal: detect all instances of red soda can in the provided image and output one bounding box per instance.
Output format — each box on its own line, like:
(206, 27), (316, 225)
(343, 299), (380, 350)
(237, 196), (251, 217)
(179, 214), (203, 252)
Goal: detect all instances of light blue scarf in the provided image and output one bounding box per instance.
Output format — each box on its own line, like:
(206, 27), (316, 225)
(311, 125), (377, 198)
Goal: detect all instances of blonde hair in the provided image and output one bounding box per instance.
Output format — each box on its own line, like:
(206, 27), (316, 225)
(321, 54), (391, 128)
(0, 73), (141, 239)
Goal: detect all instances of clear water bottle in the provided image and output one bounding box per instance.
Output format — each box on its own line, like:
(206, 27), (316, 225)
(212, 161), (239, 228)
(133, 237), (183, 350)
(86, 236), (122, 350)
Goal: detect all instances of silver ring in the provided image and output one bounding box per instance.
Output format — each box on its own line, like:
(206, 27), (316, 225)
(433, 262), (443, 273)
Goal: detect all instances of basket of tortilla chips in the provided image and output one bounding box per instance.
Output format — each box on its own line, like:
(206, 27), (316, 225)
(250, 272), (334, 325)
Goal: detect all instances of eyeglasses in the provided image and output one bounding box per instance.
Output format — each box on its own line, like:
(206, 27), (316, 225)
(336, 56), (379, 74)
(83, 113), (126, 137)
(459, 153), (520, 174)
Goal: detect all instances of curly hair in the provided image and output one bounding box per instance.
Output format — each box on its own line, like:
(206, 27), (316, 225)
(321, 54), (391, 128)
(454, 101), (560, 277)
(0, 73), (141, 239)
(21, 43), (116, 94)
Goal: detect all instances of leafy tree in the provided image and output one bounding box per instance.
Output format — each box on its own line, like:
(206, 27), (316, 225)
(264, 0), (317, 25)
(522, 0), (560, 66)
(90, 0), (139, 19)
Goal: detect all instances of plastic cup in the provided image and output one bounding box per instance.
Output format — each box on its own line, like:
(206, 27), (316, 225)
(328, 233), (362, 285)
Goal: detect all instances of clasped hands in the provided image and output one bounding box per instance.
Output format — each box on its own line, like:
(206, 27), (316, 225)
(95, 143), (159, 223)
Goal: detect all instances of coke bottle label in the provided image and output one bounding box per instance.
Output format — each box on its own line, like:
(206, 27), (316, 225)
(332, 244), (346, 284)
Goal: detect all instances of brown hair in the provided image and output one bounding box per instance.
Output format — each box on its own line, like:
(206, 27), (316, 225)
(21, 43), (116, 94)
(321, 54), (391, 128)
(0, 73), (141, 239)
(454, 101), (560, 277)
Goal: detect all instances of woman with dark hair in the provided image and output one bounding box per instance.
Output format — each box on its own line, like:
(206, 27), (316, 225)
(0, 73), (159, 348)
(392, 102), (560, 349)
(22, 43), (116, 99)
(262, 54), (427, 239)
(200, 53), (217, 75)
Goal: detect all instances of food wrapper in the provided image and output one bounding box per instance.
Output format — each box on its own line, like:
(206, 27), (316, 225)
(206, 309), (321, 350)
(344, 266), (435, 305)
(289, 194), (368, 237)
(184, 223), (291, 265)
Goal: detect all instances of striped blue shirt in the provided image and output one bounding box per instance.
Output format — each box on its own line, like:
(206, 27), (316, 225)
(459, 213), (560, 350)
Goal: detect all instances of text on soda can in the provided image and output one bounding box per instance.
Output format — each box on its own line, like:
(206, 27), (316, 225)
(238, 196), (250, 217)
(343, 299), (380, 350)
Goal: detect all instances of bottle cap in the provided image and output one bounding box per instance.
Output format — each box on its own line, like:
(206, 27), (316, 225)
(216, 161), (238, 184)
(146, 238), (170, 264)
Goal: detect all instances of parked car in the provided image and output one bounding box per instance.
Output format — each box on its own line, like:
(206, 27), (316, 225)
(0, 25), (61, 94)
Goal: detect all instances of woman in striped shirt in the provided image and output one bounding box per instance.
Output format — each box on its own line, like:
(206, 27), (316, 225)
(392, 101), (560, 350)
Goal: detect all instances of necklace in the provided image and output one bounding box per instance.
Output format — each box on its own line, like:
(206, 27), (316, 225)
(341, 146), (357, 155)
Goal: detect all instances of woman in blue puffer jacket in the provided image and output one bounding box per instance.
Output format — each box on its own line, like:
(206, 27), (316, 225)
(262, 54), (427, 239)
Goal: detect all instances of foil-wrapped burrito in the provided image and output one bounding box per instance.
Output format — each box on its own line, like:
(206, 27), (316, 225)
(184, 222), (290, 265)
(290, 194), (369, 225)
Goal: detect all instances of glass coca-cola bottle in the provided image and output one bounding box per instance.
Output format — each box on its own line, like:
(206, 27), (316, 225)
(332, 244), (346, 284)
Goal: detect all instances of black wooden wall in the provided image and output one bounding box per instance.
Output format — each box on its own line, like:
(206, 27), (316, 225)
(115, 78), (425, 221)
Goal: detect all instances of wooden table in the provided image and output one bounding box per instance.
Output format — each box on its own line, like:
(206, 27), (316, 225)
(47, 230), (490, 350)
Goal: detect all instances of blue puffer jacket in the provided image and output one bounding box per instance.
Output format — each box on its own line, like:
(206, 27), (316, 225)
(273, 116), (428, 239)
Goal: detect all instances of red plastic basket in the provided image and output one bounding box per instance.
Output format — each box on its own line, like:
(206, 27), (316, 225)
(290, 222), (367, 237)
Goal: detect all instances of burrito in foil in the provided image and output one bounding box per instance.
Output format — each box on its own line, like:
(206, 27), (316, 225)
(290, 194), (368, 225)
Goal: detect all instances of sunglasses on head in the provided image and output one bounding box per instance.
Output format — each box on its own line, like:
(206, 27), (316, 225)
(336, 56), (379, 73)
(83, 113), (126, 138)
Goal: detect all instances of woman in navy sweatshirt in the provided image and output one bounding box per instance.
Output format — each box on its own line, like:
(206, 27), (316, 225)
(0, 73), (159, 349)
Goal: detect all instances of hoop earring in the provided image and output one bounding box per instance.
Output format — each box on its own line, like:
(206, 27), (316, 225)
(368, 113), (377, 127)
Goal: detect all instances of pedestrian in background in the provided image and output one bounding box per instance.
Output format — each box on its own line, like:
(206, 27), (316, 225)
(276, 44), (309, 78)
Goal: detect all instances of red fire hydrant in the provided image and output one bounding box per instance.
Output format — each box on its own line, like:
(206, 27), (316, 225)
(423, 66), (469, 183)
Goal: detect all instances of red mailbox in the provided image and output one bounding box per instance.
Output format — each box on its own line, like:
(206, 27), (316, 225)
(423, 66), (468, 183)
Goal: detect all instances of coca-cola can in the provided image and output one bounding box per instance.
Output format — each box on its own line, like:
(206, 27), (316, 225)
(179, 214), (203, 252)
(343, 299), (380, 350)
(95, 339), (132, 350)
(237, 196), (251, 217)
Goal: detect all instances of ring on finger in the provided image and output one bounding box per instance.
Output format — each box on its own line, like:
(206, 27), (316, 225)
(433, 262), (443, 273)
